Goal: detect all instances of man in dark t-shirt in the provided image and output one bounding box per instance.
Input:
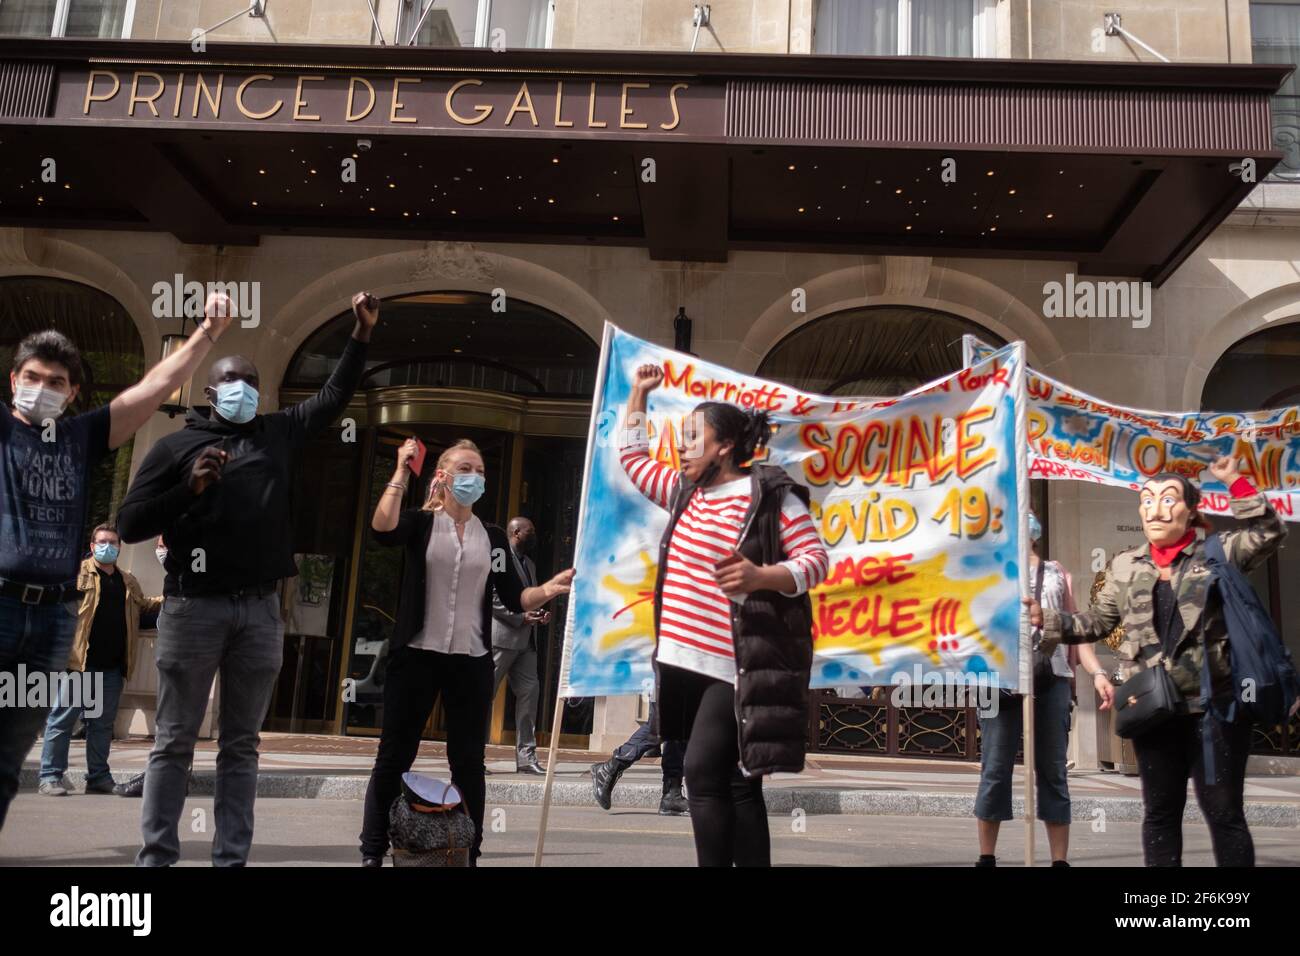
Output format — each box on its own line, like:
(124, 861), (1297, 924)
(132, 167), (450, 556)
(0, 293), (235, 832)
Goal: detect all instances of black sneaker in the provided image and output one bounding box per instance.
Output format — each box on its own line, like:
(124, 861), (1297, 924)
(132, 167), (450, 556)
(976, 854), (997, 867)
(658, 782), (689, 816)
(114, 771), (145, 797)
(590, 758), (628, 811)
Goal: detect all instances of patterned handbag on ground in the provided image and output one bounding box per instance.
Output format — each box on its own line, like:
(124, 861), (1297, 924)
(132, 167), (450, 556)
(388, 773), (475, 867)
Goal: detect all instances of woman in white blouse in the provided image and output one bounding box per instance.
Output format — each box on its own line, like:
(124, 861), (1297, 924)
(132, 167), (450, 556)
(359, 438), (573, 866)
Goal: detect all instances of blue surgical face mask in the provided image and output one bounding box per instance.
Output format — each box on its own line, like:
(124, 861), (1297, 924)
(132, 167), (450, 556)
(1027, 512), (1042, 543)
(93, 542), (119, 564)
(451, 473), (485, 506)
(212, 380), (259, 424)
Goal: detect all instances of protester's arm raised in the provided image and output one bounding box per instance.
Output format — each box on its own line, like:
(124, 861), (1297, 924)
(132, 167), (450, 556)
(619, 363), (680, 511)
(371, 438), (415, 537)
(1209, 457), (1287, 571)
(107, 293), (233, 450)
(284, 292), (378, 441)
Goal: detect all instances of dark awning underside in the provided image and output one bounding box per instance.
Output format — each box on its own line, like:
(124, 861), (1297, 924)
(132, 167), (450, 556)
(0, 38), (1291, 285)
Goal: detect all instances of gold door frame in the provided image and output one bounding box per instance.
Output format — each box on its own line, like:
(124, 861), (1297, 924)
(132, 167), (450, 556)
(276, 385), (591, 743)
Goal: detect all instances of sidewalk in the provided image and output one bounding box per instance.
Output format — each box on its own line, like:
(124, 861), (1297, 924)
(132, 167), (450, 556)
(22, 732), (1300, 827)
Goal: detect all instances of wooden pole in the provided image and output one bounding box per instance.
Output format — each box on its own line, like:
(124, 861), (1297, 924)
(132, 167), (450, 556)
(532, 687), (568, 866)
(1023, 691), (1035, 866)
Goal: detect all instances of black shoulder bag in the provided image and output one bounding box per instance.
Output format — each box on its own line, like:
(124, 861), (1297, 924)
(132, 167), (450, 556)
(1112, 562), (1188, 739)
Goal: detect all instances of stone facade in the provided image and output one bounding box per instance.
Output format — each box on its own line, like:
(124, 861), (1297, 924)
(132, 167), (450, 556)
(8, 0), (1295, 766)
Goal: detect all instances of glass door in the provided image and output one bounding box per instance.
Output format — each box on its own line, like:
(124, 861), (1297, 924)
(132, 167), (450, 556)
(491, 434), (591, 750)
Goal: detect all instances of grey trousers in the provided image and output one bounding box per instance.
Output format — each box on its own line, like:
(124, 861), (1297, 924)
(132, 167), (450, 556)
(137, 592), (283, 867)
(491, 646), (540, 766)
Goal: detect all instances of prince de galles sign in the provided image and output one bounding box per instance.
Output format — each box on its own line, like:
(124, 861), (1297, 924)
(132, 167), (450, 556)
(58, 67), (718, 136)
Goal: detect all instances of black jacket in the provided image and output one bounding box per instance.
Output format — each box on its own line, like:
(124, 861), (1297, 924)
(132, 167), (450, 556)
(651, 464), (815, 777)
(117, 336), (368, 595)
(372, 508), (525, 654)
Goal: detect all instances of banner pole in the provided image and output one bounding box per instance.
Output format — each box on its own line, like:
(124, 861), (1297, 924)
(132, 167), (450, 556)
(1023, 692), (1035, 867)
(533, 688), (568, 866)
(535, 322), (614, 867)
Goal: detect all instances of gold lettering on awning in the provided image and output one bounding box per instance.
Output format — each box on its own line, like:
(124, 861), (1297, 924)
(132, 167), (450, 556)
(661, 82), (688, 131)
(83, 70), (119, 113)
(554, 80), (573, 128)
(128, 71), (165, 117)
(447, 78), (491, 125)
(294, 75), (324, 121)
(620, 82), (649, 129)
(192, 73), (222, 119)
(505, 82), (538, 127)
(236, 74), (282, 120)
(346, 77), (375, 122)
(390, 77), (419, 123)
(587, 81), (606, 129)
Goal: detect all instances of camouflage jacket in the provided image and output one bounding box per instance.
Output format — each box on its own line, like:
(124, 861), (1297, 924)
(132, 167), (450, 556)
(1042, 490), (1286, 712)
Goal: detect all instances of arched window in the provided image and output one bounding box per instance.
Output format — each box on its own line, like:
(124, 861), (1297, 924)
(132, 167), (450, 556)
(0, 276), (144, 530)
(285, 291), (598, 397)
(757, 305), (1006, 395)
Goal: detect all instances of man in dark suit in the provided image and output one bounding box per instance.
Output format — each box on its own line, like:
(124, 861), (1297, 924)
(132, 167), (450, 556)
(490, 517), (547, 774)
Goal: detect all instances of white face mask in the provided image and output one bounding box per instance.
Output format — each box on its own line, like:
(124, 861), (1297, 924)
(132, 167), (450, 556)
(155, 548), (168, 567)
(13, 383), (70, 421)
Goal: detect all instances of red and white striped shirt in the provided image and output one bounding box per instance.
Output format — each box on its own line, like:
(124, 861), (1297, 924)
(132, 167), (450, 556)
(620, 426), (828, 683)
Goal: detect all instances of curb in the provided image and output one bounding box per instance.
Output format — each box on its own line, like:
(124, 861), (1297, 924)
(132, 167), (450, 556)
(20, 769), (1300, 827)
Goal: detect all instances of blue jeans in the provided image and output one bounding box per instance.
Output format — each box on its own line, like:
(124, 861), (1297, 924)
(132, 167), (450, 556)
(614, 702), (685, 785)
(974, 675), (1073, 825)
(0, 594), (79, 830)
(137, 592), (283, 867)
(40, 668), (125, 785)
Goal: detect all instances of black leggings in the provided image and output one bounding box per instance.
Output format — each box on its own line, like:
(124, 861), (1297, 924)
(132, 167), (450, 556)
(669, 664), (770, 867)
(360, 646), (494, 863)
(1132, 714), (1254, 867)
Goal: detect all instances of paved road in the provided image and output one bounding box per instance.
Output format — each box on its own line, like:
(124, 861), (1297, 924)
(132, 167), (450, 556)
(3, 796), (1298, 866)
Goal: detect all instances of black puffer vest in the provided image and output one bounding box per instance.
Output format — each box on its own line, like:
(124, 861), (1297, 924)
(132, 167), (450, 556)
(650, 464), (815, 776)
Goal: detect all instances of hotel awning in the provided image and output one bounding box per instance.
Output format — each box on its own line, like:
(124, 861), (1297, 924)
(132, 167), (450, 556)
(0, 38), (1291, 285)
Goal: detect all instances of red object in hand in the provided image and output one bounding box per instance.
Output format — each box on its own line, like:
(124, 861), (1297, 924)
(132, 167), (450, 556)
(409, 438), (427, 476)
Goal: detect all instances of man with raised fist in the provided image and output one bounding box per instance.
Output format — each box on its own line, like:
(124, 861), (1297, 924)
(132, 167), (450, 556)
(118, 291), (379, 867)
(0, 291), (234, 831)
